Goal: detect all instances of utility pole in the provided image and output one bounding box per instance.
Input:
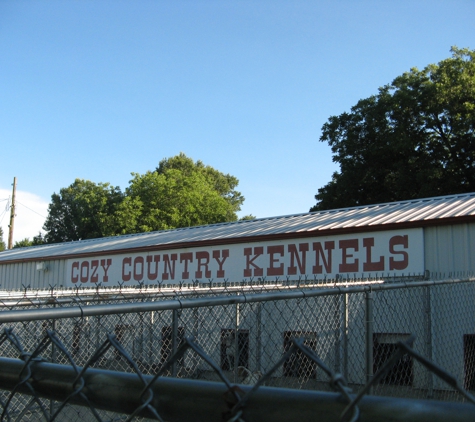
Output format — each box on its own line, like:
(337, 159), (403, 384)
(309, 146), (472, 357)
(8, 177), (16, 249)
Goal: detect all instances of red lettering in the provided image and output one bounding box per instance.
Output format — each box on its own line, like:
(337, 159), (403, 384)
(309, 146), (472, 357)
(213, 249), (229, 278)
(146, 255), (160, 280)
(312, 241), (335, 274)
(389, 235), (409, 270)
(80, 261), (89, 283)
(339, 239), (359, 273)
(90, 260), (99, 283)
(180, 253), (193, 279)
(133, 256), (144, 281)
(101, 258), (112, 282)
(71, 261), (79, 283)
(363, 237), (384, 272)
(244, 247), (264, 277)
(267, 245), (284, 276)
(195, 251), (211, 278)
(122, 257), (132, 282)
(288, 243), (309, 275)
(162, 254), (177, 280)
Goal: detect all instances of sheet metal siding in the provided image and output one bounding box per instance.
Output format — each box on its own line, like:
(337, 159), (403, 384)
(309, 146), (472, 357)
(424, 223), (475, 275)
(423, 281), (475, 387)
(0, 259), (67, 290)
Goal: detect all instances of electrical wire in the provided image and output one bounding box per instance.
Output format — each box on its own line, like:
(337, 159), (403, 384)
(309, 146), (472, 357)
(0, 198), (10, 224)
(0, 209), (7, 224)
(2, 198), (10, 212)
(15, 201), (47, 219)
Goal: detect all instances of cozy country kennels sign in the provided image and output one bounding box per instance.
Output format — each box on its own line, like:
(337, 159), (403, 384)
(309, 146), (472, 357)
(67, 229), (423, 286)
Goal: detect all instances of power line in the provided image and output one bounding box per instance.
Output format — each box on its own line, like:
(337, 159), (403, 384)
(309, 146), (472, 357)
(15, 201), (47, 219)
(0, 208), (7, 224)
(2, 198), (9, 211)
(0, 197), (9, 224)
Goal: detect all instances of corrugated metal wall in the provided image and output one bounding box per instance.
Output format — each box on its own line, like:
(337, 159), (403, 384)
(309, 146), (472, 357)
(0, 259), (68, 290)
(424, 223), (475, 276)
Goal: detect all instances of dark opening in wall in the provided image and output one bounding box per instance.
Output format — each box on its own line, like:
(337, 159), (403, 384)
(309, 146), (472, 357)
(220, 329), (249, 371)
(283, 331), (317, 379)
(464, 334), (475, 390)
(72, 323), (81, 356)
(373, 333), (413, 386)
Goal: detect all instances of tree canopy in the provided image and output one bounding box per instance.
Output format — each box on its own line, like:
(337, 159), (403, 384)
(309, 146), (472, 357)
(43, 154), (245, 243)
(127, 155), (243, 232)
(0, 227), (6, 251)
(156, 153), (243, 222)
(13, 233), (47, 248)
(13, 238), (34, 248)
(311, 47), (475, 211)
(43, 179), (124, 243)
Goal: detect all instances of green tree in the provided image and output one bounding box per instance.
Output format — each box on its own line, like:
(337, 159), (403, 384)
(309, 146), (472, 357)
(311, 47), (475, 211)
(0, 227), (6, 251)
(126, 154), (244, 231)
(43, 179), (125, 243)
(42, 154), (246, 242)
(32, 232), (46, 246)
(13, 233), (46, 248)
(13, 238), (33, 248)
(239, 214), (256, 221)
(156, 153), (244, 221)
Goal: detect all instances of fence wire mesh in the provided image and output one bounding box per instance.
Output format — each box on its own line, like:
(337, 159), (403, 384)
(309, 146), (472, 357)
(0, 276), (474, 421)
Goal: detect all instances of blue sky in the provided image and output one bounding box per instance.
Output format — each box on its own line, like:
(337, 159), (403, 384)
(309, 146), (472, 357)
(1, 1), (474, 244)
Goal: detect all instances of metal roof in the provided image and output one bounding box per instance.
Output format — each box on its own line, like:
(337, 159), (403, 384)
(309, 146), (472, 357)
(2, 192), (475, 262)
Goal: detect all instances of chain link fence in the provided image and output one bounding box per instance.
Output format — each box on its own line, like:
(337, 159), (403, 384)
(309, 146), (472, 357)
(0, 275), (475, 420)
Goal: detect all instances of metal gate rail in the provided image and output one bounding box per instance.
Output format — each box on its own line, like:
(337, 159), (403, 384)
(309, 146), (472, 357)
(1, 358), (475, 422)
(0, 277), (471, 324)
(0, 333), (474, 422)
(0, 333), (475, 422)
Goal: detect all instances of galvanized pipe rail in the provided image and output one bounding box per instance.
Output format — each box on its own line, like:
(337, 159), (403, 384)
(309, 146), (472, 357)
(0, 277), (472, 323)
(0, 280), (383, 308)
(0, 285), (256, 307)
(0, 357), (474, 422)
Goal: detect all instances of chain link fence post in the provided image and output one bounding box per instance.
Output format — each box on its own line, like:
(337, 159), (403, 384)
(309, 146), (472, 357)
(234, 301), (239, 383)
(334, 295), (341, 374)
(425, 285), (434, 398)
(336, 291), (350, 381)
(172, 308), (179, 377)
(365, 290), (374, 394)
(256, 302), (262, 374)
(50, 307), (57, 416)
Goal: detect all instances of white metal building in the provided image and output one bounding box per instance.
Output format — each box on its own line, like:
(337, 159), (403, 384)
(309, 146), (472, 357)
(1, 192), (475, 396)
(0, 192), (474, 289)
